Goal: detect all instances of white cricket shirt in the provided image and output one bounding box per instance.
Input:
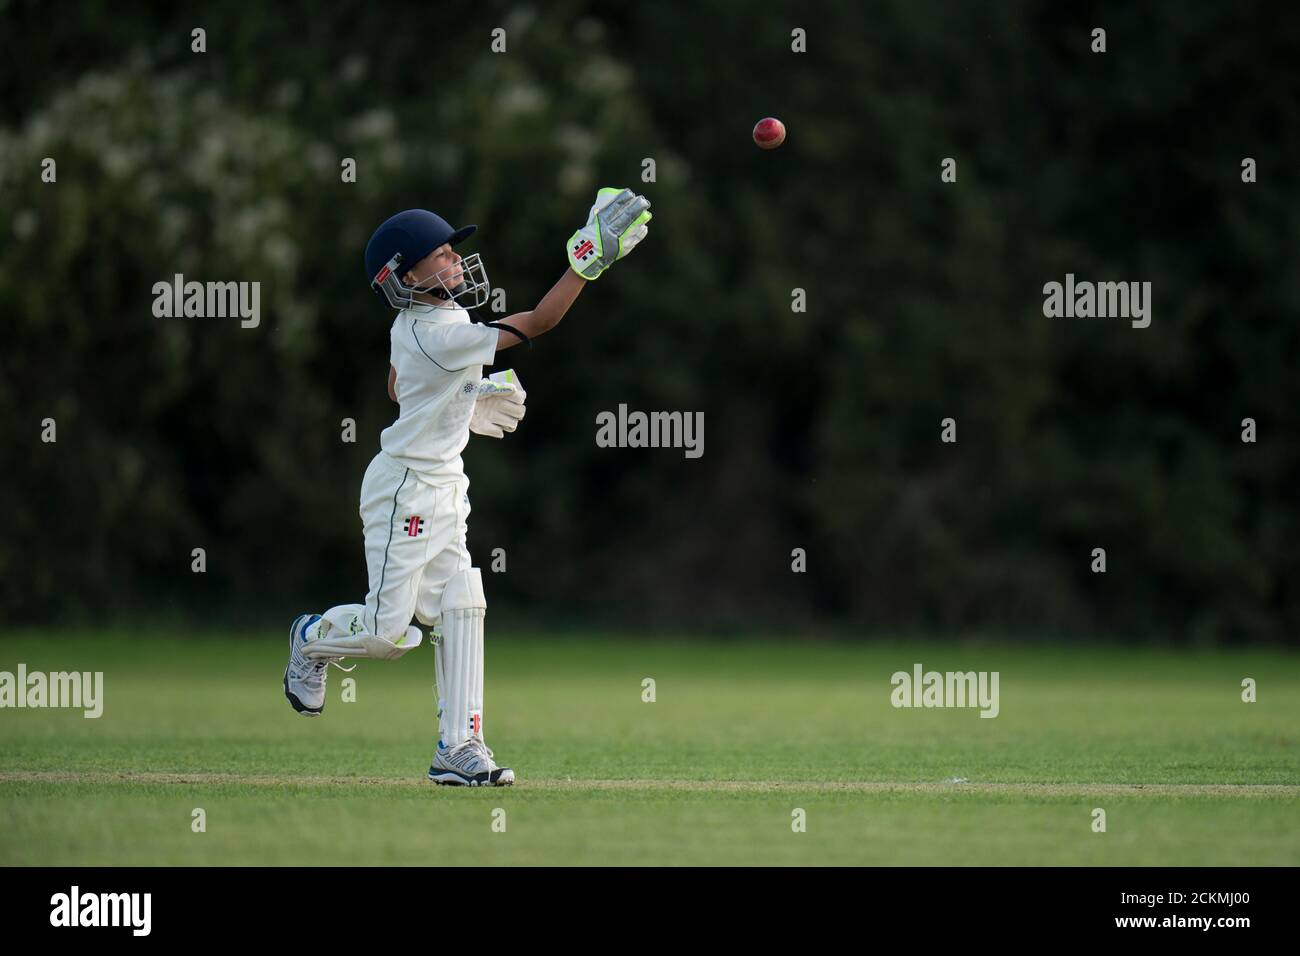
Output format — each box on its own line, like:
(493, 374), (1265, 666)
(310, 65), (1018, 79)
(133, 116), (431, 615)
(379, 304), (499, 479)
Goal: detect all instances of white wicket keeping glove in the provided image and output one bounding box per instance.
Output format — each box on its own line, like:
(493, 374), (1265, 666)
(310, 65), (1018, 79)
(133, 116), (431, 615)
(566, 187), (652, 280)
(469, 369), (527, 439)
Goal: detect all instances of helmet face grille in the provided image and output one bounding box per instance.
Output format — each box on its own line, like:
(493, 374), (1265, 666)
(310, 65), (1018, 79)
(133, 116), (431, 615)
(373, 252), (490, 312)
(412, 253), (490, 309)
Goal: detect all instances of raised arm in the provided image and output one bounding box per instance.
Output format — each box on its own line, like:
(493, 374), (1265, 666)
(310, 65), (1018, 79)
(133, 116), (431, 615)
(494, 270), (586, 351)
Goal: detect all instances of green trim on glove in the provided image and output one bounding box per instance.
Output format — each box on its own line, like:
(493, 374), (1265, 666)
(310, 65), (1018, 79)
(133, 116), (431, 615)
(566, 187), (653, 280)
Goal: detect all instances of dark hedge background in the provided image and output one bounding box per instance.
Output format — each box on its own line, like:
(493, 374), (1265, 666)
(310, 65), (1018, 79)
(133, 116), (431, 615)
(2, 1), (1297, 642)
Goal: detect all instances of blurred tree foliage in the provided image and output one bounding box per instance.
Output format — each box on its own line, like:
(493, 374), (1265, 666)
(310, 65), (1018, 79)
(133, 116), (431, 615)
(1, 1), (1297, 641)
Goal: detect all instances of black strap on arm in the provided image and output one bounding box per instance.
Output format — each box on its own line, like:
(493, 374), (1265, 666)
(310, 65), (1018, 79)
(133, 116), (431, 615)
(486, 321), (532, 349)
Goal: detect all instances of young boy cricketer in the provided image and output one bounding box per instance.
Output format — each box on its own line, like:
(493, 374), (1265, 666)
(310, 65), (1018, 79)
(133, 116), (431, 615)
(283, 188), (652, 786)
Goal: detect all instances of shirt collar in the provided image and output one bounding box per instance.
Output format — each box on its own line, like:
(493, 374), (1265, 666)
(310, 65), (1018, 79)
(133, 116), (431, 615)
(403, 303), (466, 324)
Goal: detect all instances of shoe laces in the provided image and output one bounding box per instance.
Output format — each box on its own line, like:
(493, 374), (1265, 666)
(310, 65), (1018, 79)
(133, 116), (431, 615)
(294, 656), (352, 692)
(447, 737), (491, 772)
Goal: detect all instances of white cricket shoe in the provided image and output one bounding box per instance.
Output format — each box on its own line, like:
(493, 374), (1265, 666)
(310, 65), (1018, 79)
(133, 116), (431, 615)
(428, 737), (515, 787)
(283, 613), (328, 716)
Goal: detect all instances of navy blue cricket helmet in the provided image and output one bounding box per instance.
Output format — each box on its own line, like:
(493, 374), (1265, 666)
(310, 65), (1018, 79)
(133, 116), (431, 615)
(365, 209), (489, 311)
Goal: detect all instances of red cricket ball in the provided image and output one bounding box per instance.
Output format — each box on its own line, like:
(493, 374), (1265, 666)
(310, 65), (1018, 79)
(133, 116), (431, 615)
(752, 117), (786, 150)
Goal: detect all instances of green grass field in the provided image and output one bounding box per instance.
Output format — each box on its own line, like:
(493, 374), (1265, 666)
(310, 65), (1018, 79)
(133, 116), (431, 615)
(1, 631), (1296, 865)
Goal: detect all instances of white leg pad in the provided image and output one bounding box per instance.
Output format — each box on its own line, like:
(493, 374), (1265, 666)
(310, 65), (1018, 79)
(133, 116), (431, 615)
(434, 568), (486, 749)
(303, 603), (423, 661)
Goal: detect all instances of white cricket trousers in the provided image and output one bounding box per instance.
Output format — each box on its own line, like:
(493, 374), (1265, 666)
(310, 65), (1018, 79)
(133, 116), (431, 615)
(352, 450), (473, 641)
